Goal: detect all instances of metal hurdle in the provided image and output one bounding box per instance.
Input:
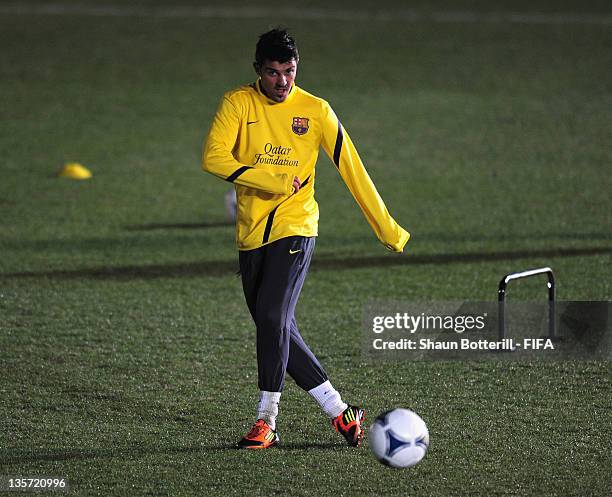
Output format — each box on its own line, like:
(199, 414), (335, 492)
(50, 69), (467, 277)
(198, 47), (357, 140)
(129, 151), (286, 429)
(498, 267), (556, 341)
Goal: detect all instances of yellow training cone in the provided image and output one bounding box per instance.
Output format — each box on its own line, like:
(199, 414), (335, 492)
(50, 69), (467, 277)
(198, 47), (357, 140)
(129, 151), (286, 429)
(58, 162), (92, 180)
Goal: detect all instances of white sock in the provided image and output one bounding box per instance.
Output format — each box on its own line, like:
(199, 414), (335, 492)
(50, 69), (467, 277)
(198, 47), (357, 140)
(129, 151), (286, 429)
(257, 391), (281, 430)
(308, 380), (348, 419)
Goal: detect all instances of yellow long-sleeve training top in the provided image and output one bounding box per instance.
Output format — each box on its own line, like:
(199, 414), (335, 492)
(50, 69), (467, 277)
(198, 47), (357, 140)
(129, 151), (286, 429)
(202, 80), (410, 252)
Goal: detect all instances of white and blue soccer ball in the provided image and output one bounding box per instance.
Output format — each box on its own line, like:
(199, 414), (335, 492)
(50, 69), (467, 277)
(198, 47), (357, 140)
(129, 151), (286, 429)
(369, 408), (429, 468)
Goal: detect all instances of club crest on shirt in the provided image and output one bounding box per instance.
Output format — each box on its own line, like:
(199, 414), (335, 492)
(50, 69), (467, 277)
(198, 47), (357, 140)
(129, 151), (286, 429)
(292, 117), (309, 135)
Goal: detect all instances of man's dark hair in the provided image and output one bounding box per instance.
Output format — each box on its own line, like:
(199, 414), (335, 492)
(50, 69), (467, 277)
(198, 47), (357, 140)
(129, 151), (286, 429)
(255, 28), (299, 66)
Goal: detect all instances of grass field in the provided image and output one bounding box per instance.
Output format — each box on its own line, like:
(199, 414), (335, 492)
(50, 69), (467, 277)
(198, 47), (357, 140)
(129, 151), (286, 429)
(1, 1), (611, 496)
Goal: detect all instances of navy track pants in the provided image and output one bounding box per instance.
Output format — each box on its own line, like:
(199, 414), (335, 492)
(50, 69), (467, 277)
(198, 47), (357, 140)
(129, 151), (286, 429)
(239, 236), (328, 392)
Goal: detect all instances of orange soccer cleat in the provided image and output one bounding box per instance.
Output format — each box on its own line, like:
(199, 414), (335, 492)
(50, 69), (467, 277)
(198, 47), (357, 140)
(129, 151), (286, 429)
(237, 419), (280, 449)
(332, 405), (365, 447)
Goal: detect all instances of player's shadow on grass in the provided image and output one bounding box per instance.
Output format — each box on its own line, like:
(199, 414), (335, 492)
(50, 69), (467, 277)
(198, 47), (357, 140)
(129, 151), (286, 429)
(278, 441), (343, 450)
(2, 246), (611, 280)
(2, 444), (242, 464)
(3, 442), (342, 464)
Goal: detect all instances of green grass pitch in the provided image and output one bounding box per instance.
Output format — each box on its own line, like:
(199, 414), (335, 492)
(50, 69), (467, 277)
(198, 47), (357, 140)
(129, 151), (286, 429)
(0, 1), (610, 496)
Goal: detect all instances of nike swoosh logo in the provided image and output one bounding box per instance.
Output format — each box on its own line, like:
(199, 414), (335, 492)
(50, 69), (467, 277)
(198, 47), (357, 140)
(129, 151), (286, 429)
(289, 249), (302, 255)
(247, 120), (259, 125)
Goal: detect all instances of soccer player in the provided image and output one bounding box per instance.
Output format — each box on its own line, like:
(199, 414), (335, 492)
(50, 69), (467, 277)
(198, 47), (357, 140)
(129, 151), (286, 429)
(202, 29), (409, 449)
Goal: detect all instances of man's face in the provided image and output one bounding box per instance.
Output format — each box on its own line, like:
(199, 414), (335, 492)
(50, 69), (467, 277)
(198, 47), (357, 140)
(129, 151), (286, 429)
(255, 59), (298, 103)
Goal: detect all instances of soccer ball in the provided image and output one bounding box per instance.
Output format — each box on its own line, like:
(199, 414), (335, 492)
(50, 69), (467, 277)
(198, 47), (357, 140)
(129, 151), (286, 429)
(369, 408), (429, 468)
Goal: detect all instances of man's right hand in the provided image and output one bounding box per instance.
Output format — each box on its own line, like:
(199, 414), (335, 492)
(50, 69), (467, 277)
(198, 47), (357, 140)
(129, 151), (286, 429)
(292, 176), (302, 193)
